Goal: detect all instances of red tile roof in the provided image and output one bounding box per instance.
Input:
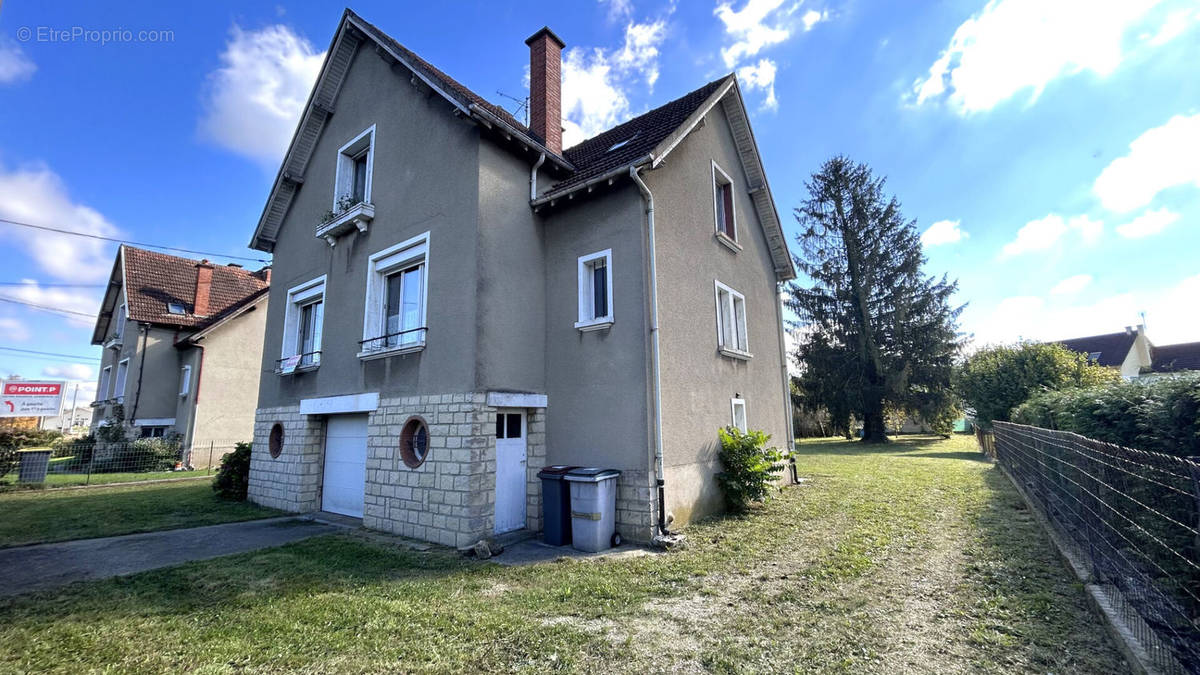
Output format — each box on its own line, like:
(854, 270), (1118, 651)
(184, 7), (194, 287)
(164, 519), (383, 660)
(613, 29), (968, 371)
(121, 246), (269, 329)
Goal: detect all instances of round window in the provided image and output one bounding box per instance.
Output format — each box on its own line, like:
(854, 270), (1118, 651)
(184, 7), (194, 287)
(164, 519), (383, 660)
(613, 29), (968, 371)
(269, 423), (284, 459)
(399, 417), (430, 468)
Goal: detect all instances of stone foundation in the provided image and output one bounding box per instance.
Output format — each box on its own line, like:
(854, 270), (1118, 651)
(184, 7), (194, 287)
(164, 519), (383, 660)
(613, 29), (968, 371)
(248, 405), (324, 512)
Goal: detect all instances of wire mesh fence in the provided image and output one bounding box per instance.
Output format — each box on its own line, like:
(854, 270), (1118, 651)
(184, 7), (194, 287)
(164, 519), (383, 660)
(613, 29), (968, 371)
(993, 421), (1200, 674)
(0, 439), (243, 488)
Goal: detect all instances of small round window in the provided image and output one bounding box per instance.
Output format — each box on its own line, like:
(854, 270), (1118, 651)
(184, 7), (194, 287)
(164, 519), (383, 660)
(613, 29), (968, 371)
(399, 417), (430, 468)
(269, 423), (284, 459)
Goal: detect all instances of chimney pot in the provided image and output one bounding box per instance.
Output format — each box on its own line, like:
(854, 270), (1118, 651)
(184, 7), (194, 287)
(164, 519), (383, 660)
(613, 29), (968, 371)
(525, 27), (565, 155)
(194, 260), (214, 316)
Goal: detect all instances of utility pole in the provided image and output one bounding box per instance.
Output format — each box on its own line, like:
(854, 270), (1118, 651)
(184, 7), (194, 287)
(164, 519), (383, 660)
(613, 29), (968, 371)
(67, 383), (79, 433)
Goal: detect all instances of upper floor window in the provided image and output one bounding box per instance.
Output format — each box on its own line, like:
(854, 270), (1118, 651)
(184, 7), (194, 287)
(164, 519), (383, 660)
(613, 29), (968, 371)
(98, 366), (111, 401)
(730, 398), (747, 432)
(712, 161), (738, 249)
(114, 303), (126, 339)
(114, 359), (129, 403)
(714, 280), (750, 359)
(361, 233), (429, 358)
(576, 249), (613, 331)
(336, 126), (375, 208)
(179, 365), (192, 397)
(280, 276), (325, 372)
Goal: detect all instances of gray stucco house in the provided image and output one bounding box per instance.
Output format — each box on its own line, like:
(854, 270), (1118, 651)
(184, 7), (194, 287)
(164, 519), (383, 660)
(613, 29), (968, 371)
(90, 245), (270, 465)
(246, 10), (796, 546)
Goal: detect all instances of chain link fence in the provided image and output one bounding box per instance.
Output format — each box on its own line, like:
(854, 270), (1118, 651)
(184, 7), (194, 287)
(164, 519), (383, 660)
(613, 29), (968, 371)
(0, 439), (242, 488)
(993, 421), (1200, 674)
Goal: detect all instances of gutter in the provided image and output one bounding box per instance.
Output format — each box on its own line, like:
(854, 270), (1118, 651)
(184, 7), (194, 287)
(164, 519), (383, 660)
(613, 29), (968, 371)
(530, 153), (546, 201)
(628, 162), (669, 537)
(534, 154), (654, 207)
(775, 282), (799, 483)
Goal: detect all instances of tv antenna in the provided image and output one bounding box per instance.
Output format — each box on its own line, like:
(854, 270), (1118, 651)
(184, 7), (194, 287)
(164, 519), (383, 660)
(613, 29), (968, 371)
(496, 90), (529, 126)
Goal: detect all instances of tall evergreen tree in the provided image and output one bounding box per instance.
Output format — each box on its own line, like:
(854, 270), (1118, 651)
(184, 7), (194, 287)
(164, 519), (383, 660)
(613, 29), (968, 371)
(788, 157), (963, 443)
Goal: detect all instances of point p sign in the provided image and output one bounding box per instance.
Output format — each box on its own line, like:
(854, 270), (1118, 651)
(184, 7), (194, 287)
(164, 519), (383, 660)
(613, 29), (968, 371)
(1, 380), (66, 417)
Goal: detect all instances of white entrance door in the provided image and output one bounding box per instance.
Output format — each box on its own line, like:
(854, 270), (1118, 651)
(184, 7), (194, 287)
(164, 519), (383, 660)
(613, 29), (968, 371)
(322, 414), (368, 518)
(494, 411), (527, 534)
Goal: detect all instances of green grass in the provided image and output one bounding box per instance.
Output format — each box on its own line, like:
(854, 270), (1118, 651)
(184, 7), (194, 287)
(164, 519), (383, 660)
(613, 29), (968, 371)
(0, 480), (278, 548)
(0, 435), (1126, 673)
(0, 454), (202, 488)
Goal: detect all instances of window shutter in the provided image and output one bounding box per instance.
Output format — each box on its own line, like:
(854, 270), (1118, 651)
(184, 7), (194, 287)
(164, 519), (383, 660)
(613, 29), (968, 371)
(722, 184), (735, 237)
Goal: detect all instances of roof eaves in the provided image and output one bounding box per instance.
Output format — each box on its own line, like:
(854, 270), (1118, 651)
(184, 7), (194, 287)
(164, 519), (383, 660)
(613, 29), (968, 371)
(532, 153), (653, 205)
(181, 288), (269, 343)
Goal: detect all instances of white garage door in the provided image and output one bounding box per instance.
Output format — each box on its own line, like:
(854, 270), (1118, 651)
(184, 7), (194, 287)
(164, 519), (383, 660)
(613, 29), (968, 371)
(322, 414), (368, 518)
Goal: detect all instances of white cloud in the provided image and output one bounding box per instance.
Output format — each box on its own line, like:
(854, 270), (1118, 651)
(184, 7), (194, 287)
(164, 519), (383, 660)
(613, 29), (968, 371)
(911, 0), (1164, 115)
(560, 19), (667, 148)
(0, 164), (123, 282)
(967, 273), (1200, 346)
(920, 219), (967, 246)
(1000, 213), (1102, 258)
(716, 0), (793, 68)
(3, 282), (100, 328)
(0, 317), (31, 342)
(0, 39), (36, 84)
(1147, 7), (1200, 45)
(737, 59), (779, 110)
(43, 363), (95, 381)
(1116, 207), (1179, 238)
(1050, 274), (1093, 295)
(801, 9), (829, 31)
(1093, 113), (1200, 212)
(601, 0), (635, 22)
(199, 25), (324, 166)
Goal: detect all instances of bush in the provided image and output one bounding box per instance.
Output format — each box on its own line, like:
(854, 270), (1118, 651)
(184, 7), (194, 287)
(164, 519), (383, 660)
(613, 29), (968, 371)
(0, 427), (63, 451)
(212, 442), (252, 500)
(94, 439), (180, 473)
(716, 427), (784, 511)
(1012, 373), (1200, 457)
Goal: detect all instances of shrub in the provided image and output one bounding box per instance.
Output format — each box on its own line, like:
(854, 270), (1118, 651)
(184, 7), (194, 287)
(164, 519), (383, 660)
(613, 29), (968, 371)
(212, 442), (253, 500)
(716, 427), (784, 511)
(0, 427), (63, 451)
(1012, 373), (1200, 457)
(96, 439), (180, 473)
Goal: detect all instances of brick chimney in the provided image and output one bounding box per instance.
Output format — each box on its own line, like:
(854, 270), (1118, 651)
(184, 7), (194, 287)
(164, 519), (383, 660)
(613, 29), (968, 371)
(194, 260), (214, 316)
(255, 266), (272, 284)
(526, 27), (565, 155)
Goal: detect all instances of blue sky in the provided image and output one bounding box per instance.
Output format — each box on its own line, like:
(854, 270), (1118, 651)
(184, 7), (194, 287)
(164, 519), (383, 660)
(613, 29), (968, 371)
(0, 0), (1198, 400)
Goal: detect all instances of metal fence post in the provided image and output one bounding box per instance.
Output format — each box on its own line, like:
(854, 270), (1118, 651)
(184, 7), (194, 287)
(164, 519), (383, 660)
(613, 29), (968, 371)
(85, 443), (93, 486)
(208, 441), (215, 474)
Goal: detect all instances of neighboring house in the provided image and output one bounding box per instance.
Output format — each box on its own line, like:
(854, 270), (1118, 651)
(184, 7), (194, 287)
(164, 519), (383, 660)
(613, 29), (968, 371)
(1054, 325), (1200, 380)
(246, 10), (795, 547)
(90, 245), (270, 463)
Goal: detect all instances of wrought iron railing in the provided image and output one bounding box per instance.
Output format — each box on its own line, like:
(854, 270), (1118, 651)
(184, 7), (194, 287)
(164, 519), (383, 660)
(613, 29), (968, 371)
(275, 351), (321, 374)
(358, 327), (427, 355)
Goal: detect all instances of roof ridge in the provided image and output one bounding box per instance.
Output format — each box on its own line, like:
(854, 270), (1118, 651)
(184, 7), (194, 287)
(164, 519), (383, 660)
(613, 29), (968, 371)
(565, 75), (732, 153)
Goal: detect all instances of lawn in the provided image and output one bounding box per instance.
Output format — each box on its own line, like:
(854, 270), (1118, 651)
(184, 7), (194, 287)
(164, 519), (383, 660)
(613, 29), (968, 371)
(0, 435), (1126, 673)
(1, 454), (201, 488)
(0, 480), (278, 548)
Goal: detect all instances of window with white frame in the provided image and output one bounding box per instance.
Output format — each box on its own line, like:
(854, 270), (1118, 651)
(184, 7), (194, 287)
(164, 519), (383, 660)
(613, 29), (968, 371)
(576, 249), (613, 330)
(98, 366), (111, 402)
(179, 365), (192, 396)
(281, 276), (326, 369)
(714, 280), (750, 357)
(335, 126), (375, 208)
(712, 161), (737, 243)
(114, 359), (129, 403)
(730, 398), (747, 432)
(361, 233), (429, 357)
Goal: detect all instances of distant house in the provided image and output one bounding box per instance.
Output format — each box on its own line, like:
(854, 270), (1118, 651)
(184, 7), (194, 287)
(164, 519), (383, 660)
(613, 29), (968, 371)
(243, 11), (795, 546)
(1054, 325), (1200, 380)
(89, 245), (270, 464)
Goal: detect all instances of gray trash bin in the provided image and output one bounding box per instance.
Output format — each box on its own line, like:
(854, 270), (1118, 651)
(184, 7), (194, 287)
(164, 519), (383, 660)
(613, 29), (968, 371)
(17, 449), (51, 484)
(564, 468), (621, 552)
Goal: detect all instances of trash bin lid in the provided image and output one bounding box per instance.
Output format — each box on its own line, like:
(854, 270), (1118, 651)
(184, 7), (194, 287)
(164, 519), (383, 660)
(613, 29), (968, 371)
(537, 465), (578, 479)
(564, 467), (621, 482)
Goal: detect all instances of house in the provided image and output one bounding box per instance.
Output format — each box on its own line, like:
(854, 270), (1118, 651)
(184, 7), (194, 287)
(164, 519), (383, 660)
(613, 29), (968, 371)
(1054, 325), (1200, 380)
(90, 245), (270, 464)
(245, 10), (796, 547)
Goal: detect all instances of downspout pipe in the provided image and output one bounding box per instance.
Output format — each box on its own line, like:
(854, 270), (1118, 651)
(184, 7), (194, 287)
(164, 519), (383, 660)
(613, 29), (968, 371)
(629, 164), (668, 536)
(530, 153), (546, 201)
(776, 282), (799, 484)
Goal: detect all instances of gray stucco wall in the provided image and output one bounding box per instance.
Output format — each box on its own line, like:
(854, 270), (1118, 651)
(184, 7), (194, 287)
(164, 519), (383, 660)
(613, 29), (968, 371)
(121, 325), (184, 425)
(256, 40), (482, 409)
(644, 104), (792, 526)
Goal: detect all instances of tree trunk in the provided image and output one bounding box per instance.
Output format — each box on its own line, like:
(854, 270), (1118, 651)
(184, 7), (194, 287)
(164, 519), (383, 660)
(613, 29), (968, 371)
(861, 400), (889, 444)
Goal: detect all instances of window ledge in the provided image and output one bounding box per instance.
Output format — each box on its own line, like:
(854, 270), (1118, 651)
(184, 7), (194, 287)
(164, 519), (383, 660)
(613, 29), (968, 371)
(718, 346), (753, 361)
(715, 231), (742, 252)
(315, 202), (374, 246)
(103, 336), (123, 350)
(575, 318), (614, 332)
(276, 363), (320, 376)
(357, 343), (426, 361)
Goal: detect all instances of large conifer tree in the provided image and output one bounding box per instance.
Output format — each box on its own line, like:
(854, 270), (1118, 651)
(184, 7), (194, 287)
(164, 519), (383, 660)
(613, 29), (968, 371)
(788, 157), (962, 443)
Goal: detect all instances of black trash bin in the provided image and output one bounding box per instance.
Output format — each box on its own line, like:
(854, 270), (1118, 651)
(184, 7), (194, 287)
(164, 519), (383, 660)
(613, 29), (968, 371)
(538, 465), (578, 546)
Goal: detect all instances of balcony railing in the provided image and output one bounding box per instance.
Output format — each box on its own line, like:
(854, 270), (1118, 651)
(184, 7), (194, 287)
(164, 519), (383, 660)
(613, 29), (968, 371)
(357, 327), (427, 360)
(275, 351), (321, 375)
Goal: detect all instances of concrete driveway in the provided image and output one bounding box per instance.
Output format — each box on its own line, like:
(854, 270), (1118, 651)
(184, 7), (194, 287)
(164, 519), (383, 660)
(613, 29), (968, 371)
(0, 517), (338, 597)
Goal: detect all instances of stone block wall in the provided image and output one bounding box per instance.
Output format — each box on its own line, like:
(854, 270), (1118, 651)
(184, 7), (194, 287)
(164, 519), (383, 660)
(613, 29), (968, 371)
(248, 405), (325, 512)
(614, 469), (656, 543)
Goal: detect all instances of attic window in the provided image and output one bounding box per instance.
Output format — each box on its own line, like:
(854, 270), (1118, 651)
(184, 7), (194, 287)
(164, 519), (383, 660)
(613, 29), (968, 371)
(607, 133), (638, 152)
(168, 302), (186, 314)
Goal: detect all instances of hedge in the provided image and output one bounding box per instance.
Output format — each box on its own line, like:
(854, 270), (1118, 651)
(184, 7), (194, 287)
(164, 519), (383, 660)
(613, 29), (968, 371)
(1012, 373), (1200, 457)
